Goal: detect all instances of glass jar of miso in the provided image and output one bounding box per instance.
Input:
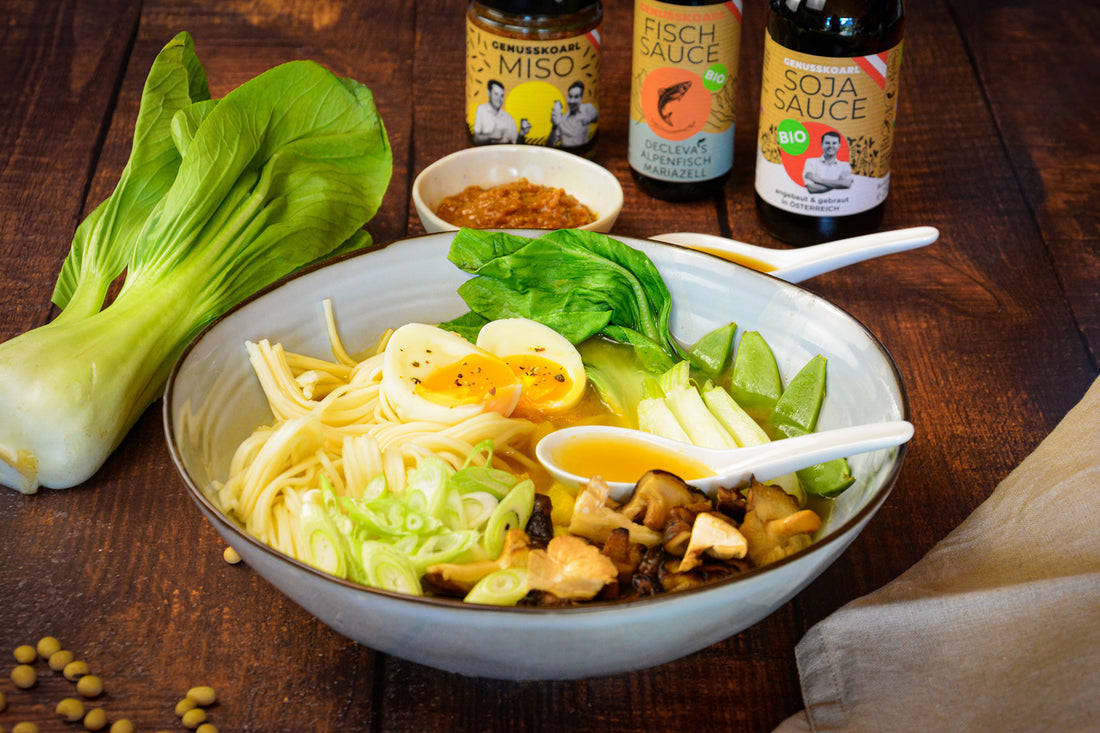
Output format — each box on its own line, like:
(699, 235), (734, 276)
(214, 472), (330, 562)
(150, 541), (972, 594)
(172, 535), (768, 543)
(466, 1), (603, 158)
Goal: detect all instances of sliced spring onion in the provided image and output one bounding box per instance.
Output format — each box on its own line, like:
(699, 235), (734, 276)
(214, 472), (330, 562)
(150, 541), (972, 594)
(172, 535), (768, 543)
(482, 479), (535, 558)
(359, 541), (422, 596)
(408, 529), (480, 574)
(464, 568), (529, 606)
(460, 491), (499, 529)
(449, 463), (517, 500)
(288, 439), (537, 599)
(339, 496), (409, 537)
(403, 456), (451, 518)
(460, 439), (496, 470)
(298, 489), (350, 578)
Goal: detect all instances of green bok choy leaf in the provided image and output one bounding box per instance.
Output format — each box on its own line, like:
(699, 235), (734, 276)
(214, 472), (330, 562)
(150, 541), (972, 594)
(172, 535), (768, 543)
(442, 228), (684, 365)
(0, 32), (392, 493)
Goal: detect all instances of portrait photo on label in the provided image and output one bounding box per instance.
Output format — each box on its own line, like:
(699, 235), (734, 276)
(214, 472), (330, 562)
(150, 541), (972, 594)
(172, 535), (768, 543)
(778, 121), (853, 194)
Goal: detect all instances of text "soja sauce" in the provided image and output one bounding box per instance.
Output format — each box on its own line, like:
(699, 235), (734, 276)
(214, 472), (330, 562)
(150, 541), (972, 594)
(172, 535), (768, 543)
(754, 0), (905, 246)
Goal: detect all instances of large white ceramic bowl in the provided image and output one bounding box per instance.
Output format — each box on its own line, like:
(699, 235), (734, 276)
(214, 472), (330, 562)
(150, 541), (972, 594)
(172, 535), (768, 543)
(164, 231), (908, 680)
(411, 145), (623, 233)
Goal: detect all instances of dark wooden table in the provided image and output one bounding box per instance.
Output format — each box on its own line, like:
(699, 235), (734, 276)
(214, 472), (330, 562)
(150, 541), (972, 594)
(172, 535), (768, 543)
(2, 1), (1097, 730)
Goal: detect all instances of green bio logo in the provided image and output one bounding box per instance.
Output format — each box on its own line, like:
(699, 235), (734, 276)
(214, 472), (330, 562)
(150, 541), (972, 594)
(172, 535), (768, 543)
(777, 119), (810, 156)
(703, 63), (728, 92)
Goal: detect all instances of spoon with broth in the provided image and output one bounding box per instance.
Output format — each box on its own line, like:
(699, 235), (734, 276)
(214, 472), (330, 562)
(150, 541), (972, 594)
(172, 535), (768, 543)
(650, 226), (938, 282)
(536, 420), (914, 502)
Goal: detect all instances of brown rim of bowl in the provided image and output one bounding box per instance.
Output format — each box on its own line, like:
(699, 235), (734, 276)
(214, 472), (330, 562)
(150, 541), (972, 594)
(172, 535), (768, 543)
(162, 230), (910, 615)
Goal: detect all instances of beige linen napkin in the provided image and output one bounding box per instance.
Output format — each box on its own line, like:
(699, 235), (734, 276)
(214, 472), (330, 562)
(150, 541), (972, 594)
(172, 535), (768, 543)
(775, 376), (1100, 733)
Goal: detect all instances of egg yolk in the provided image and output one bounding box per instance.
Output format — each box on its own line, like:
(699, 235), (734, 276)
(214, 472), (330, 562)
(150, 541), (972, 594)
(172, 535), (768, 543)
(505, 354), (579, 415)
(414, 352), (521, 415)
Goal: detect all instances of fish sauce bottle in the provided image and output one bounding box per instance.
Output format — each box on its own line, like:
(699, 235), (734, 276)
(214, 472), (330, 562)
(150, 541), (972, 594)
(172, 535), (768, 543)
(629, 0), (744, 201)
(754, 0), (905, 245)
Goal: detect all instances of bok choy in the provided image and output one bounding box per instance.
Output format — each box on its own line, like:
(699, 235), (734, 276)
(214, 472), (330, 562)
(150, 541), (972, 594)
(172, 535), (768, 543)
(0, 32), (392, 493)
(442, 227), (686, 373)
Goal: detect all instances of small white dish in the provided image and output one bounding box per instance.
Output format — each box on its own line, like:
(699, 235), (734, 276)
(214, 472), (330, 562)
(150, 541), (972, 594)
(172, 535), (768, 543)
(412, 145), (623, 233)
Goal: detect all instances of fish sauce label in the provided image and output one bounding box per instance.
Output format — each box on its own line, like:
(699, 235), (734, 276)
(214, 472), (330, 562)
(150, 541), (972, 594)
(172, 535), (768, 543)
(629, 0), (742, 182)
(465, 17), (601, 151)
(755, 35), (903, 216)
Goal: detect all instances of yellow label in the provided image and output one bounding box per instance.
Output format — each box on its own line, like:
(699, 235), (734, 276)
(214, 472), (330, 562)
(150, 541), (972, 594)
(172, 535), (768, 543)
(465, 18), (601, 150)
(630, 0), (741, 136)
(628, 0), (742, 181)
(755, 35), (903, 215)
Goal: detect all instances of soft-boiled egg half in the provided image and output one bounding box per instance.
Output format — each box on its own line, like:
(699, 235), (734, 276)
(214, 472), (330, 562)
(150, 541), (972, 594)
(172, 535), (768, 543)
(475, 318), (587, 417)
(381, 319), (586, 425)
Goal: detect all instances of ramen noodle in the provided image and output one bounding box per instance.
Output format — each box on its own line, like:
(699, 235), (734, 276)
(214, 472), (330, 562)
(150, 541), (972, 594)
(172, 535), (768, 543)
(211, 302), (539, 559)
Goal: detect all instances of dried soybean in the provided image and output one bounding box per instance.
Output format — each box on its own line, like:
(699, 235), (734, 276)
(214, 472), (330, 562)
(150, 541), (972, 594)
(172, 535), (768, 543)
(56, 696), (85, 722)
(83, 707), (109, 731)
(76, 674), (104, 698)
(48, 649), (74, 671)
(187, 686), (217, 706)
(10, 665), (36, 689)
(35, 637), (61, 659)
(181, 707), (207, 729)
(64, 659), (90, 680)
(175, 696), (198, 716)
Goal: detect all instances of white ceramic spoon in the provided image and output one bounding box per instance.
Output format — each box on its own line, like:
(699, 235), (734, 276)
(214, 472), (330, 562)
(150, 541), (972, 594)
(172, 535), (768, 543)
(650, 226), (939, 282)
(536, 420), (914, 501)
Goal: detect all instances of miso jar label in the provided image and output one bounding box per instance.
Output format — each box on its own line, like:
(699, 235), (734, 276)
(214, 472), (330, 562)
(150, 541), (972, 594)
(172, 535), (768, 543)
(755, 35), (904, 216)
(465, 17), (601, 152)
(628, 0), (742, 183)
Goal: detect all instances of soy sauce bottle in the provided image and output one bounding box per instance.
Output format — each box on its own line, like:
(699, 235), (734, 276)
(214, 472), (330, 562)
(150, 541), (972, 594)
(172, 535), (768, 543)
(628, 0), (744, 201)
(754, 0), (905, 245)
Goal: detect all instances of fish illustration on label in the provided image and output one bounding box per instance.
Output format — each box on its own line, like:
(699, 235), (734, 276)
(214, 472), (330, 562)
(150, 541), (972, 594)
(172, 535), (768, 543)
(657, 80), (692, 125)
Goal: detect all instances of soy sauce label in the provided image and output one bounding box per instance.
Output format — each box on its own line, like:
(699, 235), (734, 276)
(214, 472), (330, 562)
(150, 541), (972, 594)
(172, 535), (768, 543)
(755, 35), (903, 216)
(628, 0), (742, 182)
(466, 18), (601, 151)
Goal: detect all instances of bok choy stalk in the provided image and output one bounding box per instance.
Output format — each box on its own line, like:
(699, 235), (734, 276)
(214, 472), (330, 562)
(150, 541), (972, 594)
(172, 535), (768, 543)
(0, 32), (392, 493)
(639, 360), (806, 504)
(657, 361), (738, 449)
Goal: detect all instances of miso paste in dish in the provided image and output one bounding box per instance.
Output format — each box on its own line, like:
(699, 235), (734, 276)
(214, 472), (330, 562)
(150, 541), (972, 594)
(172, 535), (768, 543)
(435, 178), (595, 229)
